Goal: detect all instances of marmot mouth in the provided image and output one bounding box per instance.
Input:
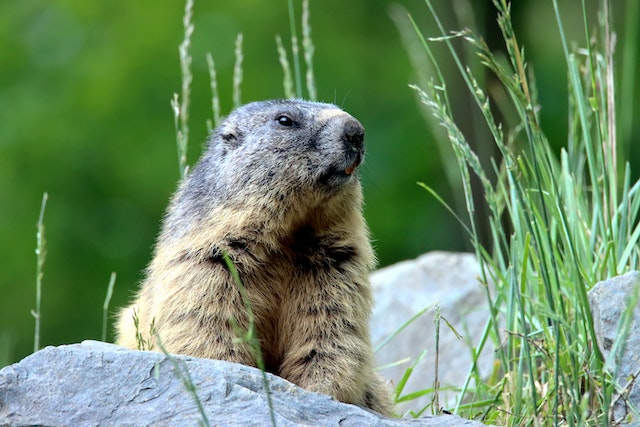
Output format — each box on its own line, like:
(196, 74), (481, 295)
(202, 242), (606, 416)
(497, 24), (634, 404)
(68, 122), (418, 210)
(319, 152), (363, 186)
(344, 152), (363, 175)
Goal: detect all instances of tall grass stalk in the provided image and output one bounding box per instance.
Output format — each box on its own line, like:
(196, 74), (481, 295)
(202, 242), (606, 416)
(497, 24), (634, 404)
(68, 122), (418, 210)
(286, 0), (302, 98)
(171, 0), (194, 179)
(232, 33), (244, 108)
(223, 252), (277, 427)
(276, 35), (296, 99)
(301, 0), (316, 101)
(432, 305), (441, 414)
(205, 52), (221, 130)
(407, 0), (640, 424)
(157, 337), (211, 427)
(32, 192), (48, 353)
(101, 272), (116, 342)
(278, 0), (316, 100)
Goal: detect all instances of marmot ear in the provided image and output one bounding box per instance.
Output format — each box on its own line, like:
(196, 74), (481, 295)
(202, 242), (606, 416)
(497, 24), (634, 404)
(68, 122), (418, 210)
(222, 132), (238, 144)
(218, 121), (240, 146)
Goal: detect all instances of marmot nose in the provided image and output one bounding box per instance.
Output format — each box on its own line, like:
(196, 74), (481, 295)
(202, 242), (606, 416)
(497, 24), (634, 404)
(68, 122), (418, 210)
(342, 118), (365, 151)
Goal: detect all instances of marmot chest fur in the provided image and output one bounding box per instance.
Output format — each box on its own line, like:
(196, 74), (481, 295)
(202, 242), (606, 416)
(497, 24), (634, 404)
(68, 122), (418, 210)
(116, 99), (392, 415)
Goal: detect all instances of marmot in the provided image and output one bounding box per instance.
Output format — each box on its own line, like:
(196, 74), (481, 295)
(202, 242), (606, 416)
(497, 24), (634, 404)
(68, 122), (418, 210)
(116, 99), (393, 415)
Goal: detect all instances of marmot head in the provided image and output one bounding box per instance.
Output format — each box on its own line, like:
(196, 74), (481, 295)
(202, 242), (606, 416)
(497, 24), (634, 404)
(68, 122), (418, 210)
(216, 99), (364, 190)
(198, 99), (365, 202)
(168, 100), (367, 235)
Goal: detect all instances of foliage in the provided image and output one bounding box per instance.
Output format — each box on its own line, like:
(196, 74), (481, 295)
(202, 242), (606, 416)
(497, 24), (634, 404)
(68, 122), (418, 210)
(403, 0), (640, 424)
(31, 192), (48, 353)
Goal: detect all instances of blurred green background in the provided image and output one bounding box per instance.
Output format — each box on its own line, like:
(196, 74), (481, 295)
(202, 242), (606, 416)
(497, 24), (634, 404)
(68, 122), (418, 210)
(1, 0), (637, 365)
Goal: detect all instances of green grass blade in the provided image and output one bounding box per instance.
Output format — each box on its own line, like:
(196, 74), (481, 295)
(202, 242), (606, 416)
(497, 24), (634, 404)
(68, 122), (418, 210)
(102, 272), (116, 342)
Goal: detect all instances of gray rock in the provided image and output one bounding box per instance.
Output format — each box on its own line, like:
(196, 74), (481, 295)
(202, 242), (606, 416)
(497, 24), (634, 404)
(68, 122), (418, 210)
(0, 341), (486, 427)
(589, 271), (640, 424)
(371, 252), (496, 413)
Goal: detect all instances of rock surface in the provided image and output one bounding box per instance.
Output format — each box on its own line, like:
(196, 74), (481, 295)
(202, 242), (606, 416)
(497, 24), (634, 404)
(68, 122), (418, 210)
(371, 252), (496, 413)
(0, 341), (487, 427)
(588, 270), (640, 424)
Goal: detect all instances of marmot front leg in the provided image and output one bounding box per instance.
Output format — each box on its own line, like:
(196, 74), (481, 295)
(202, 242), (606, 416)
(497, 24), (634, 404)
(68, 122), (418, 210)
(117, 262), (256, 366)
(278, 282), (393, 415)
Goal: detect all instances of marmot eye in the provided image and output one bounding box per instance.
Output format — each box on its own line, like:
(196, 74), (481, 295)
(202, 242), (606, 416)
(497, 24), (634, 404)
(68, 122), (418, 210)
(276, 114), (295, 127)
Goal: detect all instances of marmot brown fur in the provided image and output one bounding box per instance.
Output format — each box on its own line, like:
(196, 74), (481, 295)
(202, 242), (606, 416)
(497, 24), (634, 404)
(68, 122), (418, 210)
(116, 99), (393, 415)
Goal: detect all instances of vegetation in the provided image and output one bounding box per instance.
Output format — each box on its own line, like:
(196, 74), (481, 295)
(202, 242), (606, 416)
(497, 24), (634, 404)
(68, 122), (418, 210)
(31, 192), (48, 353)
(398, 0), (640, 424)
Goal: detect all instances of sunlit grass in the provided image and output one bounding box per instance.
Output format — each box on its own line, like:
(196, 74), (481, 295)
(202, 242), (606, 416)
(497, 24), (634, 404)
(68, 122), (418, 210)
(101, 272), (116, 342)
(401, 0), (640, 424)
(31, 192), (48, 353)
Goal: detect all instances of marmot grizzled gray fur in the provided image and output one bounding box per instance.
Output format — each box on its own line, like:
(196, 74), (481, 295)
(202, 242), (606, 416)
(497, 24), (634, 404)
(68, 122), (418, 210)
(116, 99), (393, 415)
